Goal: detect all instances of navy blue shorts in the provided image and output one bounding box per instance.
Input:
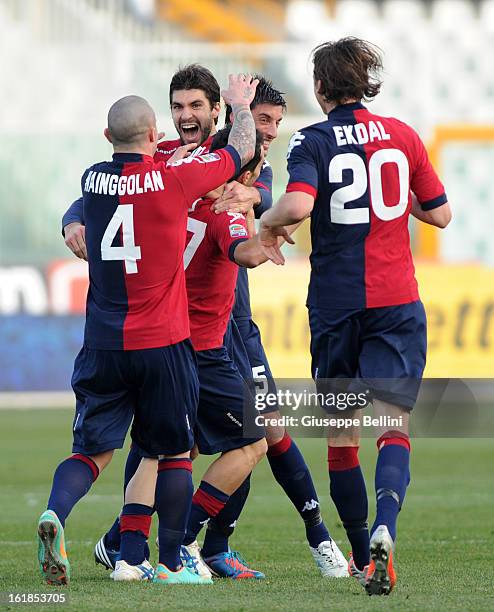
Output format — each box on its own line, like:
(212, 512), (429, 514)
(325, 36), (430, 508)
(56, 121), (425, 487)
(195, 346), (264, 455)
(71, 341), (198, 457)
(227, 317), (278, 414)
(308, 301), (427, 411)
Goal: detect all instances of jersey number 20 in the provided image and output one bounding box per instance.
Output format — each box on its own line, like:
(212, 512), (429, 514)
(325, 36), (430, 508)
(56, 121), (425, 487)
(329, 149), (409, 224)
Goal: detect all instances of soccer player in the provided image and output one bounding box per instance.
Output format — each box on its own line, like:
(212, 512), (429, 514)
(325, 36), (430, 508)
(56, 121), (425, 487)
(92, 126), (271, 581)
(259, 37), (451, 595)
(207, 83), (348, 578)
(62, 67), (347, 578)
(38, 75), (259, 586)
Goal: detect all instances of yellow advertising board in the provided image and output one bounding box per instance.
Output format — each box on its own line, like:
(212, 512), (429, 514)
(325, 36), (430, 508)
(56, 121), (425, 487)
(249, 260), (494, 378)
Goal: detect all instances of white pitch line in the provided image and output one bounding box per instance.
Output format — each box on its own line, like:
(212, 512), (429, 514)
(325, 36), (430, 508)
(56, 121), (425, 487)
(0, 392), (73, 409)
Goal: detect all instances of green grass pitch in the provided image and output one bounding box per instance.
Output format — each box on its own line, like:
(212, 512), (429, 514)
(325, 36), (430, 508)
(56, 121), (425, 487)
(0, 409), (493, 611)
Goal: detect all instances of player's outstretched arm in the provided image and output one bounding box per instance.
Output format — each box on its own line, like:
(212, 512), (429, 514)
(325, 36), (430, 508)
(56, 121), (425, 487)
(233, 220), (303, 268)
(222, 74), (258, 168)
(411, 193), (452, 228)
(259, 191), (314, 264)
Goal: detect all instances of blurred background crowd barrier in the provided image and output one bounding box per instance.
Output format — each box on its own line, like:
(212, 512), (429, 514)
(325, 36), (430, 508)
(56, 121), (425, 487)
(1, 0), (493, 396)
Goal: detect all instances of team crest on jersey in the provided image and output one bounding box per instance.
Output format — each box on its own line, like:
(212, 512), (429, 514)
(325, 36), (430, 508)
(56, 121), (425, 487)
(286, 131), (305, 159)
(229, 223), (248, 238)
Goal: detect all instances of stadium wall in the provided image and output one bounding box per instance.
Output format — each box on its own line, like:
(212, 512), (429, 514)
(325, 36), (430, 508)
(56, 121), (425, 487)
(1, 260), (493, 395)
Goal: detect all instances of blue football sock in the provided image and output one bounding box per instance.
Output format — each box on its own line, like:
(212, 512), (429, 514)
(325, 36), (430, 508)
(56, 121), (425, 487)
(120, 503), (153, 566)
(184, 481), (230, 546)
(202, 474), (251, 558)
(105, 444), (143, 551)
(268, 433), (330, 548)
(105, 517), (121, 551)
(371, 435), (411, 541)
(328, 446), (369, 570)
(156, 458), (193, 571)
(47, 454), (99, 527)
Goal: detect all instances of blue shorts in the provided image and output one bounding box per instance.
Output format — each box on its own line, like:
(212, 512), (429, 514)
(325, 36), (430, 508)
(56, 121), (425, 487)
(228, 317), (278, 414)
(195, 346), (264, 455)
(71, 341), (198, 457)
(308, 301), (427, 411)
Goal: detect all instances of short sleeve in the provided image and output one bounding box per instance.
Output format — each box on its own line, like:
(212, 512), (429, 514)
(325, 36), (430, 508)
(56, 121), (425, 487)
(166, 146), (242, 204)
(210, 211), (249, 262)
(409, 129), (447, 211)
(285, 130), (318, 198)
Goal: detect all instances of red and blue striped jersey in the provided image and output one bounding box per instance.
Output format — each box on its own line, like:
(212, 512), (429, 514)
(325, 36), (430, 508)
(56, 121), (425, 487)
(82, 147), (240, 350)
(286, 102), (447, 309)
(184, 199), (249, 351)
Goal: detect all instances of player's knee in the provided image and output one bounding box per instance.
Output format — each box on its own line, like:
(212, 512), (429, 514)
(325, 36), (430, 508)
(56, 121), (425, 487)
(242, 438), (268, 469)
(89, 449), (114, 472)
(265, 423), (285, 446)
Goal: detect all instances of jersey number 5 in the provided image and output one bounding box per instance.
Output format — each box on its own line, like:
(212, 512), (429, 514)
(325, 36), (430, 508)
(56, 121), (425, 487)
(329, 149), (409, 224)
(101, 205), (141, 274)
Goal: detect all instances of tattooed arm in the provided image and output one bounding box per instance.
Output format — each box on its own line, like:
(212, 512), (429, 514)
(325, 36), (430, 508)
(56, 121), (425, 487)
(221, 74), (258, 168)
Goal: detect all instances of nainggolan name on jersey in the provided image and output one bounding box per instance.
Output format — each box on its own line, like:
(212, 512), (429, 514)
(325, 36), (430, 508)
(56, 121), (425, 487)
(84, 170), (164, 195)
(333, 121), (391, 146)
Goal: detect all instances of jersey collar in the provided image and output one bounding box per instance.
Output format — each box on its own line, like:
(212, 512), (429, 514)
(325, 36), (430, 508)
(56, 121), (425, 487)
(328, 101), (366, 116)
(112, 152), (154, 163)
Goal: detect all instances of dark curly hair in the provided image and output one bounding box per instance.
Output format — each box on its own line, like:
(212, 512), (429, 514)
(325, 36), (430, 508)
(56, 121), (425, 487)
(312, 37), (383, 104)
(169, 64), (221, 109)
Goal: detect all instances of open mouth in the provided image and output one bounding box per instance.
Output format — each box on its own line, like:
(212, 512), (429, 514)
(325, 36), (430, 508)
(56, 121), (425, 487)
(180, 123), (200, 142)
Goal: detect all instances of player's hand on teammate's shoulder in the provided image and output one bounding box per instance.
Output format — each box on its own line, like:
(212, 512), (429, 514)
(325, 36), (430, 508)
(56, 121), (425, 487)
(221, 73), (259, 107)
(167, 142), (198, 165)
(211, 181), (259, 214)
(259, 222), (295, 266)
(64, 222), (87, 261)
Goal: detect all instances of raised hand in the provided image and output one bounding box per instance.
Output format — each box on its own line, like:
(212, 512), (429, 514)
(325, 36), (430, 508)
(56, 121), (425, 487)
(223, 75), (258, 168)
(221, 74), (259, 107)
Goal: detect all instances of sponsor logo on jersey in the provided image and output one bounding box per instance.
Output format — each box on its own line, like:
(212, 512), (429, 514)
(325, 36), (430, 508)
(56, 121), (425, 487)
(229, 223), (248, 238)
(167, 151), (220, 167)
(287, 131), (305, 159)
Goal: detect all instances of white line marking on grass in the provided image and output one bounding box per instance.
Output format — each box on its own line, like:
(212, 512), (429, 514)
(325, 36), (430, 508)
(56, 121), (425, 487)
(0, 393), (73, 409)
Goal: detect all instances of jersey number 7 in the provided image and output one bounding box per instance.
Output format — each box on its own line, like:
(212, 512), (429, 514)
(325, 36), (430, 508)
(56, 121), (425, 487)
(329, 149), (409, 224)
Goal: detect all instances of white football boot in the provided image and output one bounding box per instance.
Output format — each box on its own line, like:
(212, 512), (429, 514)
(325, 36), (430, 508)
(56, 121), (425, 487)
(110, 559), (154, 581)
(180, 541), (213, 579)
(309, 539), (349, 577)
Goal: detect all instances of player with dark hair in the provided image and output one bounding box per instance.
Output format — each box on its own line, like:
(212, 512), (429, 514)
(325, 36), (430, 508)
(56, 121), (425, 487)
(61, 68), (346, 579)
(37, 76), (259, 586)
(259, 37), (451, 596)
(209, 76), (348, 578)
(92, 126), (276, 582)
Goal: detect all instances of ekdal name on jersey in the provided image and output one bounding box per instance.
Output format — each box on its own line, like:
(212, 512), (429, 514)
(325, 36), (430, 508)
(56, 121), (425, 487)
(83, 169), (164, 196)
(333, 121), (391, 146)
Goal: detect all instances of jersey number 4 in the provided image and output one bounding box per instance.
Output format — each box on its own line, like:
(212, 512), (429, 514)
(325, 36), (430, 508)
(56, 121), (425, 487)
(329, 149), (409, 224)
(101, 205), (141, 274)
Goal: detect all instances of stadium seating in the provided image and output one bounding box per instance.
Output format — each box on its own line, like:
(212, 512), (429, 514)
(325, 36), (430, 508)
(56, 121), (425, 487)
(1, 0), (493, 265)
